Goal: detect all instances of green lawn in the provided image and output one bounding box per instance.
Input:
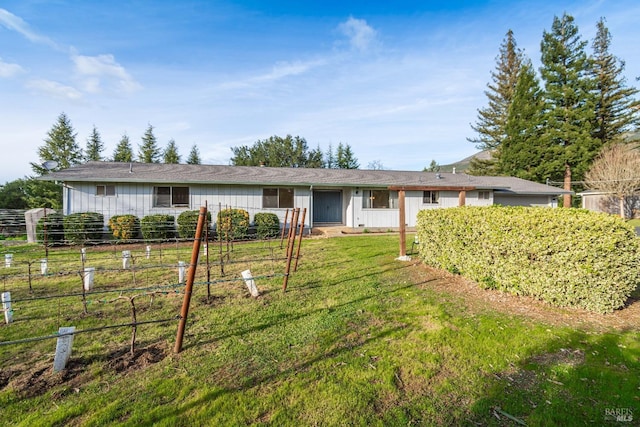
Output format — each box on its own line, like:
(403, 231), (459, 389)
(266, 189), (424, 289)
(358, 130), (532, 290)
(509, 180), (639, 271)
(1, 236), (638, 426)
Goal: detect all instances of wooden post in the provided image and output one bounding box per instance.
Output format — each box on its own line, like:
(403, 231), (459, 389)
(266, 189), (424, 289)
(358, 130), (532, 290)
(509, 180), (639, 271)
(282, 208), (299, 292)
(174, 206), (207, 353)
(293, 208), (307, 272)
(458, 190), (466, 207)
(398, 190), (406, 258)
(280, 209), (290, 249)
(563, 163), (572, 208)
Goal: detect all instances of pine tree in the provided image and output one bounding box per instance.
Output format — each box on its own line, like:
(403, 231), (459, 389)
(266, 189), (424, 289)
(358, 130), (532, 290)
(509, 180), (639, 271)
(163, 139), (181, 164)
(590, 18), (640, 145)
(85, 125), (104, 162)
(468, 30), (524, 175)
(138, 124), (161, 163)
(325, 143), (336, 168)
(335, 142), (359, 169)
(113, 133), (134, 162)
(497, 61), (547, 181)
(540, 13), (599, 206)
(186, 144), (201, 164)
(31, 112), (83, 175)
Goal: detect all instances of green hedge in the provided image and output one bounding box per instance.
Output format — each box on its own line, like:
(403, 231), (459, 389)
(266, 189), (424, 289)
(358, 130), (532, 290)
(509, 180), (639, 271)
(415, 206), (640, 313)
(108, 215), (140, 241)
(141, 214), (175, 241)
(64, 212), (105, 244)
(36, 212), (65, 245)
(217, 208), (249, 241)
(254, 212), (280, 239)
(177, 210), (212, 239)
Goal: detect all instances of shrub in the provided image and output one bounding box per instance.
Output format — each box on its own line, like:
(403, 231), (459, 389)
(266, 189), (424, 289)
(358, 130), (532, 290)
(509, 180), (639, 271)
(108, 215), (140, 241)
(217, 208), (249, 241)
(141, 214), (175, 241)
(64, 212), (105, 244)
(36, 212), (65, 245)
(177, 210), (213, 239)
(415, 206), (640, 313)
(254, 212), (280, 239)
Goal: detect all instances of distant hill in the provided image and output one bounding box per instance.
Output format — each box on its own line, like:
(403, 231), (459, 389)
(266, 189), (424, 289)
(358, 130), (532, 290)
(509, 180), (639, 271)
(437, 150), (492, 173)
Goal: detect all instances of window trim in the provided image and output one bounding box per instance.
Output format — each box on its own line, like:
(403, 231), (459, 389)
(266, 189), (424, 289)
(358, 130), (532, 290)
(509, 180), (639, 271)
(262, 187), (294, 209)
(422, 190), (439, 204)
(478, 190), (491, 200)
(362, 189), (398, 209)
(153, 186), (190, 208)
(96, 185), (116, 197)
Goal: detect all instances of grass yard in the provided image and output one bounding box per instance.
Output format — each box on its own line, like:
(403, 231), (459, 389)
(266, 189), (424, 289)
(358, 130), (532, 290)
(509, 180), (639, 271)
(1, 235), (638, 426)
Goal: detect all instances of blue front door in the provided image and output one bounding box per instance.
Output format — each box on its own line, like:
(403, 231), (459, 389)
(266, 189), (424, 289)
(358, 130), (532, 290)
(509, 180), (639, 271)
(313, 191), (342, 223)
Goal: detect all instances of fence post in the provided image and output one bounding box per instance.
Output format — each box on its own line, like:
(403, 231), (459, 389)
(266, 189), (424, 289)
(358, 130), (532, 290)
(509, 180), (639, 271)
(294, 208), (307, 272)
(2, 291), (12, 324)
(174, 206), (207, 353)
(282, 208), (300, 292)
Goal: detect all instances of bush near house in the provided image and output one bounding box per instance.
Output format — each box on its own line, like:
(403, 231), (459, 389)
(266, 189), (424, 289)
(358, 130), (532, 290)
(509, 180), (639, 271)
(177, 210), (212, 239)
(217, 208), (249, 241)
(36, 212), (65, 245)
(108, 214), (140, 241)
(141, 214), (175, 241)
(254, 212), (280, 239)
(63, 212), (105, 244)
(416, 206), (640, 313)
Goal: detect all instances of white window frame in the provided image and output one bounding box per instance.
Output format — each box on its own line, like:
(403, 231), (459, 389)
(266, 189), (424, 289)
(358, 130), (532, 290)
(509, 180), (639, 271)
(262, 188), (294, 209)
(153, 186), (190, 208)
(478, 191), (491, 200)
(362, 189), (398, 209)
(422, 191), (439, 204)
(96, 185), (116, 197)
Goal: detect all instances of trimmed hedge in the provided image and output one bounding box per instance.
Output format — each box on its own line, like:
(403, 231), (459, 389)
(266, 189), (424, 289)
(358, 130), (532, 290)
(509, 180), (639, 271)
(64, 212), (105, 244)
(415, 206), (640, 313)
(217, 208), (249, 241)
(254, 212), (280, 239)
(177, 210), (212, 239)
(36, 212), (65, 245)
(141, 214), (175, 241)
(108, 215), (140, 241)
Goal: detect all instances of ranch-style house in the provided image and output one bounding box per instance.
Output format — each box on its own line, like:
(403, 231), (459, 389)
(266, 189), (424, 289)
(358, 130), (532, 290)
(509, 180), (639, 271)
(41, 162), (569, 231)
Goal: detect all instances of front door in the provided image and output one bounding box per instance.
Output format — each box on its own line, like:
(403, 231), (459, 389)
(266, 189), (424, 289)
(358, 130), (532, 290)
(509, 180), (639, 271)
(313, 191), (342, 224)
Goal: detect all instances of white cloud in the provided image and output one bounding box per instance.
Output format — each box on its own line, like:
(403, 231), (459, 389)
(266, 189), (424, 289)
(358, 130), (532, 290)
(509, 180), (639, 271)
(0, 8), (60, 50)
(0, 57), (24, 77)
(337, 17), (378, 52)
(26, 79), (83, 100)
(72, 54), (141, 94)
(217, 58), (324, 91)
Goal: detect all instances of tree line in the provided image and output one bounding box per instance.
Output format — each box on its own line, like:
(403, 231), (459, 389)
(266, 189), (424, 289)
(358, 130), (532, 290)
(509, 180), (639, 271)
(0, 113), (362, 210)
(467, 14), (640, 207)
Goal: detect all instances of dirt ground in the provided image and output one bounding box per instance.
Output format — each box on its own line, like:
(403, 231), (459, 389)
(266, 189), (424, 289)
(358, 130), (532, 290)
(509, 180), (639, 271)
(408, 260), (640, 332)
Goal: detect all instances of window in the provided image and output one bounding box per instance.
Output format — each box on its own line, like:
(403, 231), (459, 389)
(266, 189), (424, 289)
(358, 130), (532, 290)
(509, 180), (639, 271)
(96, 185), (115, 196)
(153, 186), (189, 207)
(263, 188), (294, 208)
(478, 191), (491, 200)
(362, 189), (398, 209)
(423, 191), (439, 204)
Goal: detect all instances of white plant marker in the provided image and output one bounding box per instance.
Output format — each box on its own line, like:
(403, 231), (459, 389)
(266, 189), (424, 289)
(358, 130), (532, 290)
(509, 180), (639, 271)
(146, 245), (151, 259)
(81, 248), (87, 263)
(241, 269), (260, 297)
(2, 292), (12, 324)
(83, 267), (95, 291)
(178, 261), (186, 284)
(5, 254), (12, 268)
(41, 259), (48, 275)
(53, 326), (75, 372)
(122, 250), (131, 269)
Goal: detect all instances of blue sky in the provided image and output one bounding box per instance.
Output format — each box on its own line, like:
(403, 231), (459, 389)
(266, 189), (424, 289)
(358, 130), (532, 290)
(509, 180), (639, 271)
(0, 0), (638, 183)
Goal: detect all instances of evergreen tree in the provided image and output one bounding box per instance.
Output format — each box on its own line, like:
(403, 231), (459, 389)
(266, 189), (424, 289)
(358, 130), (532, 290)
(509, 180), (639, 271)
(335, 142), (359, 169)
(0, 179), (28, 209)
(113, 133), (134, 162)
(540, 13), (599, 206)
(231, 135), (324, 168)
(590, 18), (640, 145)
(163, 139), (181, 164)
(498, 61), (547, 181)
(186, 144), (201, 164)
(85, 125), (105, 162)
(424, 160), (440, 172)
(31, 112), (83, 175)
(468, 30), (524, 175)
(138, 124), (161, 163)
(325, 143), (336, 168)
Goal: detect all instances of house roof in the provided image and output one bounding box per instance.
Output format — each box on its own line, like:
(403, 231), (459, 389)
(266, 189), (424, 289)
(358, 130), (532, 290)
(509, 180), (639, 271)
(41, 161), (570, 196)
